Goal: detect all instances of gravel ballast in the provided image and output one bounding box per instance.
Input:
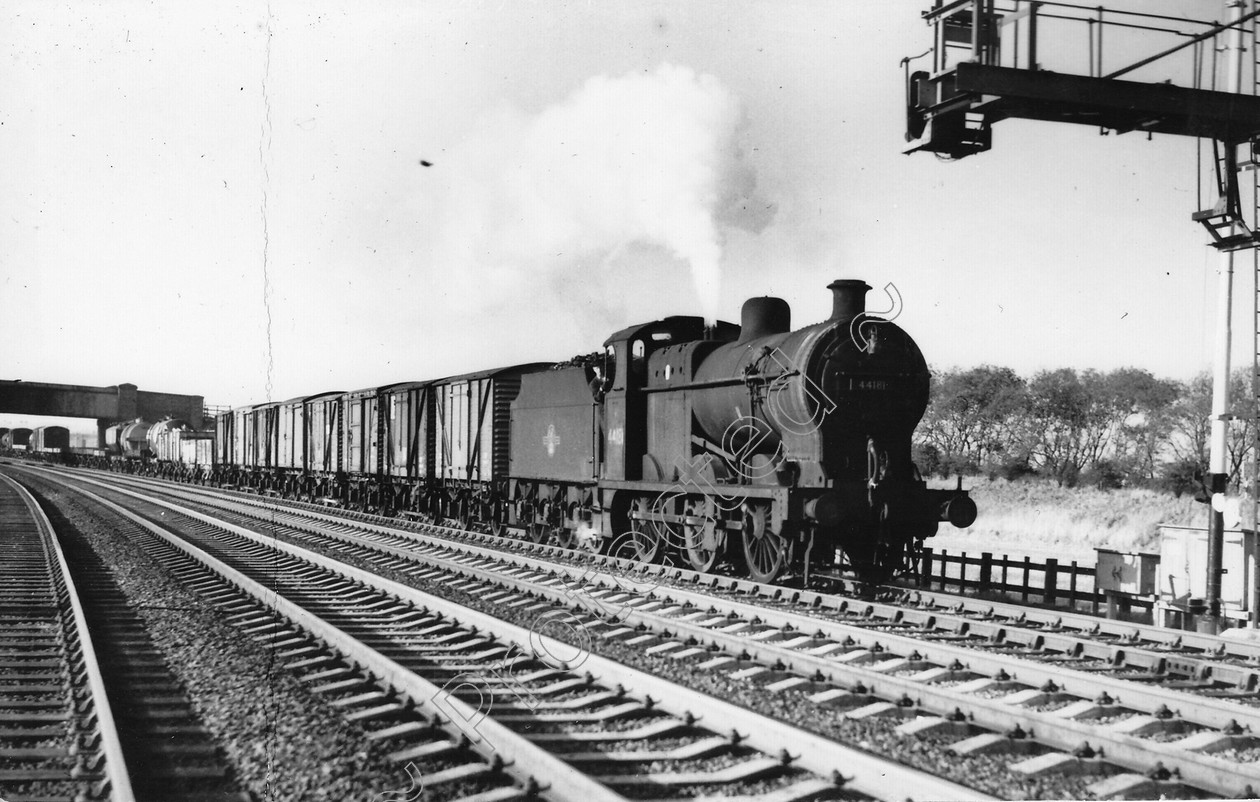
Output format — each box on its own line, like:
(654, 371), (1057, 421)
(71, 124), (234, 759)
(18, 474), (451, 802)
(154, 489), (1162, 800)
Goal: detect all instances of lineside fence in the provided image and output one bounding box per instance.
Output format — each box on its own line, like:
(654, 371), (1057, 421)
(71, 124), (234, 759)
(916, 547), (1154, 618)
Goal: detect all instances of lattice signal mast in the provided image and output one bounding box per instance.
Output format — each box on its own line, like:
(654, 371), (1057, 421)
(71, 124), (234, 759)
(904, 1), (1260, 631)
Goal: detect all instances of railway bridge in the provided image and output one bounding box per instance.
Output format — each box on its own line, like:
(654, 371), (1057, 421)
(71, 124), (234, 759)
(0, 380), (204, 447)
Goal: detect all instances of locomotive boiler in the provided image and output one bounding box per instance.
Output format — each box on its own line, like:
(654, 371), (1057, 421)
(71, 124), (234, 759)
(583, 279), (974, 581)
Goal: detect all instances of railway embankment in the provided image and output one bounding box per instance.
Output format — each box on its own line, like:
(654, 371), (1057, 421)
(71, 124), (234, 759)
(928, 476), (1204, 562)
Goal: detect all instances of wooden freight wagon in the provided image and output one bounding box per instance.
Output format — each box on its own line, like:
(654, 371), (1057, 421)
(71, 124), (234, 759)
(431, 364), (548, 528)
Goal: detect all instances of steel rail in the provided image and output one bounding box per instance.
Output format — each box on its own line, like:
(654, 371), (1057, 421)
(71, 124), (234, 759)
(880, 584), (1260, 665)
(279, 526), (1260, 798)
(59, 469), (1260, 701)
(113, 483), (1260, 798)
(54, 470), (995, 802)
(57, 469), (1260, 794)
(92, 468), (1260, 664)
(68, 471), (1260, 721)
(0, 472), (137, 802)
(53, 479), (628, 802)
(164, 486), (1260, 731)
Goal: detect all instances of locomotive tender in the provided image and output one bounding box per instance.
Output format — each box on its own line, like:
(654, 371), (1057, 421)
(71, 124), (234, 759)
(114, 280), (977, 582)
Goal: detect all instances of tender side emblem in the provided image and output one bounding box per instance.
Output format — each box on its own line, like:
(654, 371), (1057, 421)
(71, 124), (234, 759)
(543, 424), (561, 457)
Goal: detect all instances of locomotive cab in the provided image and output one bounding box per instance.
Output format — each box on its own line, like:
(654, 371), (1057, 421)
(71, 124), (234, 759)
(600, 316), (731, 482)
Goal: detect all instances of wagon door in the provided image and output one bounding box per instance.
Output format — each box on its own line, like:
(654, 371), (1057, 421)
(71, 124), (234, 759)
(292, 403), (306, 470)
(278, 404), (295, 469)
(217, 413), (235, 466)
(238, 409), (254, 468)
(470, 377), (495, 482)
(264, 405), (280, 469)
(307, 395), (341, 475)
(345, 395), (364, 475)
(439, 382), (469, 481)
(387, 385), (429, 481)
(365, 393), (381, 478)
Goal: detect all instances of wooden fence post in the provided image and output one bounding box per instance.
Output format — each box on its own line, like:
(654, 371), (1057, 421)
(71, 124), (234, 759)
(911, 549), (1101, 611)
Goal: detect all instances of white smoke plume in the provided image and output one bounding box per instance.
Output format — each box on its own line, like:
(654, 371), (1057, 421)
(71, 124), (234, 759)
(425, 63), (771, 323)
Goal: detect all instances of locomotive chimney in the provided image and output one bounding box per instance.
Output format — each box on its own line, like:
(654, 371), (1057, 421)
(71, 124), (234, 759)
(738, 296), (791, 342)
(828, 279), (871, 322)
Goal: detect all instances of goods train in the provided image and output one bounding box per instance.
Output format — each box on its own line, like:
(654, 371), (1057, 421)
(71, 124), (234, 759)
(0, 425), (72, 462)
(53, 280), (978, 582)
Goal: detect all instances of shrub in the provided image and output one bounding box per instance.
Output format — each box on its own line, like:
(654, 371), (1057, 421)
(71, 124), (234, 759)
(1057, 462), (1081, 488)
(984, 455), (1036, 482)
(1160, 457), (1203, 499)
(912, 443), (941, 477)
(1081, 459), (1126, 491)
(937, 454), (979, 479)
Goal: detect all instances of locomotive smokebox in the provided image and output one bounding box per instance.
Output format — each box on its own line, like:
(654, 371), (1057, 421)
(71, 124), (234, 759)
(828, 279), (871, 322)
(739, 297), (791, 343)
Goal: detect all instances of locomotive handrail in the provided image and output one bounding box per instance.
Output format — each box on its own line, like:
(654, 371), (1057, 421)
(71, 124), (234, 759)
(639, 376), (750, 393)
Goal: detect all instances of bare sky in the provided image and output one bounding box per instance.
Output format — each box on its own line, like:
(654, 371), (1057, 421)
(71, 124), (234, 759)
(0, 0), (1248, 425)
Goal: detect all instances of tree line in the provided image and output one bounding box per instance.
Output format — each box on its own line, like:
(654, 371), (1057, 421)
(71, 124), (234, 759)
(913, 365), (1259, 494)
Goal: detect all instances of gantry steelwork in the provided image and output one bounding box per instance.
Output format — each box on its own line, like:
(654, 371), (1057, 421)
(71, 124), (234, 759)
(904, 1), (1260, 630)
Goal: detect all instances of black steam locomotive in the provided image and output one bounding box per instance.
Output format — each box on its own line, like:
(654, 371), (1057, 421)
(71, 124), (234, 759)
(161, 279), (975, 582)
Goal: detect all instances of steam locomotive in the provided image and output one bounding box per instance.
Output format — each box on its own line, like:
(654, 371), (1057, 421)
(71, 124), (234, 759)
(95, 280), (977, 582)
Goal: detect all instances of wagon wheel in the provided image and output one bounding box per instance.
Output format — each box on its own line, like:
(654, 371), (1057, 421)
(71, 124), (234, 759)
(453, 495), (473, 530)
(487, 501), (507, 537)
(512, 498), (540, 542)
(553, 502), (578, 549)
(553, 527), (577, 549)
(682, 498), (721, 573)
(526, 500), (552, 543)
(740, 501), (792, 584)
(553, 501), (588, 550)
(436, 495), (457, 527)
(573, 503), (607, 555)
(620, 497), (662, 563)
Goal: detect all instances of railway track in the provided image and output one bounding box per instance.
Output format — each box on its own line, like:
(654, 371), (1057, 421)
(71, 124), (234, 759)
(120, 473), (1260, 665)
(0, 472), (133, 802)
(62, 468), (1260, 799)
(48, 496), (250, 801)
(11, 465), (993, 801)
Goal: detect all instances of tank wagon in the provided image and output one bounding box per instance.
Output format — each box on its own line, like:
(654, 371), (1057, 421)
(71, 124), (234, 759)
(102, 419), (154, 460)
(197, 279), (975, 582)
